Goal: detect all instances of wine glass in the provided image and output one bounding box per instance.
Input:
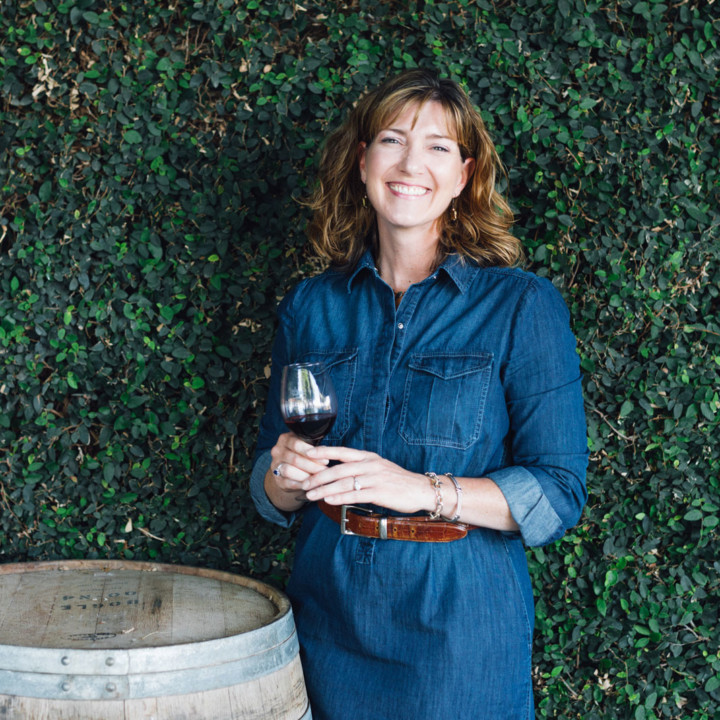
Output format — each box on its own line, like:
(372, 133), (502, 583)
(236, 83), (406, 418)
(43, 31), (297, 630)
(280, 362), (338, 445)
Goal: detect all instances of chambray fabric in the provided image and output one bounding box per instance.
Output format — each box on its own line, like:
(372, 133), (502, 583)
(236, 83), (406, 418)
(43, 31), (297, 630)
(250, 250), (588, 720)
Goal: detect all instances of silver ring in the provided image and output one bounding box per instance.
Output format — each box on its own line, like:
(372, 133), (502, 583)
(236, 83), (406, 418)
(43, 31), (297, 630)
(353, 476), (361, 492)
(273, 463), (285, 477)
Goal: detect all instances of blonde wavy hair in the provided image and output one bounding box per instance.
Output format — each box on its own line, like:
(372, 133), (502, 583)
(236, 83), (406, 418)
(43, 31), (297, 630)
(305, 69), (523, 270)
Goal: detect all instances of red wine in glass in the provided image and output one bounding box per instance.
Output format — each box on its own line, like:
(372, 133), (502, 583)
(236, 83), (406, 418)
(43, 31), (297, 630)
(280, 362), (338, 446)
(284, 413), (336, 444)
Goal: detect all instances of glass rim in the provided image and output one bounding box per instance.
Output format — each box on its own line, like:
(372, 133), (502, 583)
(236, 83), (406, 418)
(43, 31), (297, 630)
(283, 361), (327, 370)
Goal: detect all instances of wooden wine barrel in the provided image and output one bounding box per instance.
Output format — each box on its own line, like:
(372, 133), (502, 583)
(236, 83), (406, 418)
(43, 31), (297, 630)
(0, 560), (311, 719)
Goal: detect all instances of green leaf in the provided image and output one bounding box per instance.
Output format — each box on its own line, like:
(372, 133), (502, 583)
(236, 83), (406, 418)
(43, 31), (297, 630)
(38, 181), (52, 202)
(123, 130), (143, 144)
(103, 463), (116, 484)
(579, 97), (599, 111)
(596, 596), (607, 617)
(605, 569), (619, 588)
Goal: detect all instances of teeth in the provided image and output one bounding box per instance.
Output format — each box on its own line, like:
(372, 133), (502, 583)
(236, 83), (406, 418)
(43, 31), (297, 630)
(389, 183), (428, 196)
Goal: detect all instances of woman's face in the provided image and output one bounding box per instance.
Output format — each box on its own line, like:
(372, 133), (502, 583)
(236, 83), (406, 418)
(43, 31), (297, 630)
(358, 100), (474, 242)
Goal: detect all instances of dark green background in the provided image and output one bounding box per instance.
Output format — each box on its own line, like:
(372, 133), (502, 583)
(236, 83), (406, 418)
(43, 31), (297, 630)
(1, 1), (718, 717)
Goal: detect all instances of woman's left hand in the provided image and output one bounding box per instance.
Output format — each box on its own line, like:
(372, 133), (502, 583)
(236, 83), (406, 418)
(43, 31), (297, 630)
(301, 445), (434, 515)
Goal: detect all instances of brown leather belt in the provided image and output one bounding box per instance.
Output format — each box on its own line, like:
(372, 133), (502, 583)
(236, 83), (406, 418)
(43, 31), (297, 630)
(318, 501), (476, 542)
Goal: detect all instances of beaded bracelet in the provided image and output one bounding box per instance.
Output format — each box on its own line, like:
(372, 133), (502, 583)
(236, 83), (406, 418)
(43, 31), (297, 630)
(424, 472), (444, 520)
(441, 472), (463, 523)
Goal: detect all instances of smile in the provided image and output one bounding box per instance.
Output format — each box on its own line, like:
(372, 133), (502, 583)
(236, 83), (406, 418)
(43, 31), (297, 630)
(387, 183), (429, 197)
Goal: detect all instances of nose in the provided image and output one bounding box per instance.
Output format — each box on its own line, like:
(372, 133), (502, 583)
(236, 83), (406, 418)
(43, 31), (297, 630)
(398, 142), (424, 175)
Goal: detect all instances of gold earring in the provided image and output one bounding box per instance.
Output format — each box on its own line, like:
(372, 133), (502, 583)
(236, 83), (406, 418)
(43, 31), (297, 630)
(450, 199), (458, 224)
(362, 194), (369, 209)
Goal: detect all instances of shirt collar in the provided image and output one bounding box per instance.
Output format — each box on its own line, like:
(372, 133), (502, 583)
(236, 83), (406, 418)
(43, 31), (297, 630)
(346, 250), (377, 291)
(438, 253), (478, 294)
(346, 249), (478, 294)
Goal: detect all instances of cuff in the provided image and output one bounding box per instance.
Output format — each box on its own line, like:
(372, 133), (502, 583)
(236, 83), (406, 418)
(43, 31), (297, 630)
(249, 450), (297, 528)
(487, 466), (564, 547)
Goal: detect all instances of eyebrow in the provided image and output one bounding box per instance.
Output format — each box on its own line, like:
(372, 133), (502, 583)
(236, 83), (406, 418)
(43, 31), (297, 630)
(382, 128), (456, 142)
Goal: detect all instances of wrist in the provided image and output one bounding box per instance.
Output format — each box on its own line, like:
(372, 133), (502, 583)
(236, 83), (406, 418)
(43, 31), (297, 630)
(423, 471), (462, 522)
(264, 469), (306, 513)
(440, 473), (462, 522)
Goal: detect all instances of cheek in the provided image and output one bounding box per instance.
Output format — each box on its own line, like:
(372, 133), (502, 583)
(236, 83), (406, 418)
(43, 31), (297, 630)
(448, 167), (468, 195)
(361, 149), (390, 184)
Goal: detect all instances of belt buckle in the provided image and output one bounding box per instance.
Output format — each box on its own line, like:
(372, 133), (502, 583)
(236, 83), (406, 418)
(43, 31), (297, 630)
(340, 505), (388, 540)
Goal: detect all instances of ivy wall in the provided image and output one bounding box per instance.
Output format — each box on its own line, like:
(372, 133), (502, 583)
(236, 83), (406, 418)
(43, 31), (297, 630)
(0, 1), (718, 717)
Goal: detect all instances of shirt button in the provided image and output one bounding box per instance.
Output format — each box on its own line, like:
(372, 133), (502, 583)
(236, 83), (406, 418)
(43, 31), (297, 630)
(397, 322), (404, 330)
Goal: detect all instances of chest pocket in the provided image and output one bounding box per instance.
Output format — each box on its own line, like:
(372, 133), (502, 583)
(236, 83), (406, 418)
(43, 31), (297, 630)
(400, 352), (493, 450)
(298, 347), (358, 444)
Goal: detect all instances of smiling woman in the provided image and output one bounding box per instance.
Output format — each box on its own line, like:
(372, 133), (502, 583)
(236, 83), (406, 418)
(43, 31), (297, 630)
(250, 69), (588, 720)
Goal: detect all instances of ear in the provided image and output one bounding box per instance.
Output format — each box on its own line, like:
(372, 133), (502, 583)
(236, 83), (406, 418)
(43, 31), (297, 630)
(454, 157), (475, 197)
(358, 141), (367, 183)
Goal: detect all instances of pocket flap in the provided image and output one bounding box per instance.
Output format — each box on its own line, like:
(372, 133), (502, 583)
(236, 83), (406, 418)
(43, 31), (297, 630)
(408, 352), (493, 380)
(299, 348), (359, 370)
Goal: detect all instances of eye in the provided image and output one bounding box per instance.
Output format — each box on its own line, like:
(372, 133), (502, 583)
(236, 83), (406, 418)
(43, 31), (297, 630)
(432, 145), (450, 153)
(380, 136), (401, 144)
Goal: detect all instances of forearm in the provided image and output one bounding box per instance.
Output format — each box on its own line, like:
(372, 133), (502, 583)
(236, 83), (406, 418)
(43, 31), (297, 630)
(264, 468), (308, 513)
(302, 445), (520, 533)
(433, 476), (519, 533)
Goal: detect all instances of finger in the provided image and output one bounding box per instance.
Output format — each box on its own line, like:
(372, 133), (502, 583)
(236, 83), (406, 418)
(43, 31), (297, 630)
(283, 434), (337, 466)
(272, 460), (314, 485)
(302, 461), (356, 490)
(306, 445), (372, 463)
(272, 450), (329, 478)
(306, 474), (365, 503)
(287, 453), (330, 477)
(283, 433), (315, 452)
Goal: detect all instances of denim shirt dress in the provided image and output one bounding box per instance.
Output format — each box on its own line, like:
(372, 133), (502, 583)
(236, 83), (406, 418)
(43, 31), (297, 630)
(251, 250), (589, 720)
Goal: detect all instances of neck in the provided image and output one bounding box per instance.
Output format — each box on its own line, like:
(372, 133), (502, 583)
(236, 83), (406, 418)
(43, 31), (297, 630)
(375, 225), (439, 295)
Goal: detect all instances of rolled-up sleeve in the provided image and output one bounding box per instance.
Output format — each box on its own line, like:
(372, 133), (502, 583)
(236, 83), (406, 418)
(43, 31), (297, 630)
(249, 291), (300, 528)
(487, 277), (589, 546)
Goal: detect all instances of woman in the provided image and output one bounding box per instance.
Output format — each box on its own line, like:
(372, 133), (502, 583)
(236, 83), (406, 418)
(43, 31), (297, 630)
(250, 69), (588, 719)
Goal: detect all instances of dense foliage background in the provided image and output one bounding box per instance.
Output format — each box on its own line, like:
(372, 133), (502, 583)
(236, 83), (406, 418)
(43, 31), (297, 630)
(1, 0), (718, 717)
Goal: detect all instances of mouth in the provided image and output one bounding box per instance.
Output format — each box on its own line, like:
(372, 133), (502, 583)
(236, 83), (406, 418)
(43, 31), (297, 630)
(387, 182), (430, 197)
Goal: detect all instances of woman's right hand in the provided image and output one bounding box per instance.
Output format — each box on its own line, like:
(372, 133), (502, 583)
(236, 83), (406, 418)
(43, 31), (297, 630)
(264, 432), (330, 512)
